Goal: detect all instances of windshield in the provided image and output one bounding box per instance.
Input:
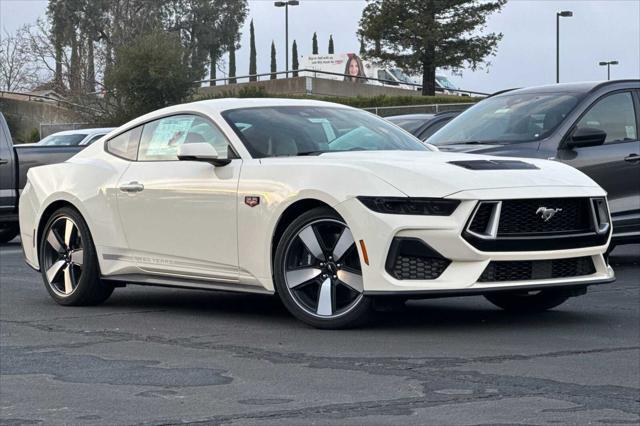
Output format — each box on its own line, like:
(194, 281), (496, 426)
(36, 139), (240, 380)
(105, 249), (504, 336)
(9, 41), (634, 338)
(37, 133), (86, 146)
(427, 93), (582, 145)
(436, 76), (457, 90)
(389, 68), (412, 83)
(222, 106), (428, 158)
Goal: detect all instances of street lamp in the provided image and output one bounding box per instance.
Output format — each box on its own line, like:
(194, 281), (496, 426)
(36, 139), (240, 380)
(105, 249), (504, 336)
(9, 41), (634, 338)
(556, 10), (573, 83)
(598, 60), (619, 80)
(274, 0), (300, 78)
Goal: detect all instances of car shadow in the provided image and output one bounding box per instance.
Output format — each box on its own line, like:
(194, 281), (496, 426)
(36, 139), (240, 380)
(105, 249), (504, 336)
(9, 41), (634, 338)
(102, 286), (605, 332)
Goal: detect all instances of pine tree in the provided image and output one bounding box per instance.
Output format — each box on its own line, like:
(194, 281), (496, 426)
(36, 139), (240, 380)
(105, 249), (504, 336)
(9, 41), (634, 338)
(359, 0), (506, 95)
(359, 38), (366, 56)
(270, 41), (277, 79)
(292, 40), (299, 77)
(249, 19), (257, 81)
(312, 32), (318, 55)
(228, 45), (237, 84)
(328, 35), (334, 54)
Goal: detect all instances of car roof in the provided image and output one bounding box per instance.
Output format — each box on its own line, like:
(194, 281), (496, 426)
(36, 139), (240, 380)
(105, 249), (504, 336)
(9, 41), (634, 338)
(494, 80), (640, 96)
(47, 127), (116, 137)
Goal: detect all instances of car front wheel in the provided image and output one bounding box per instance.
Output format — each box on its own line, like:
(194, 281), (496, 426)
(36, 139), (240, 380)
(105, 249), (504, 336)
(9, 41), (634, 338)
(485, 290), (570, 313)
(273, 207), (371, 329)
(39, 207), (113, 306)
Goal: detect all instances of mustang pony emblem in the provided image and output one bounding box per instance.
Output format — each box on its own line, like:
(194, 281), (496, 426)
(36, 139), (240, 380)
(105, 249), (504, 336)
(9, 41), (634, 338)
(536, 207), (562, 222)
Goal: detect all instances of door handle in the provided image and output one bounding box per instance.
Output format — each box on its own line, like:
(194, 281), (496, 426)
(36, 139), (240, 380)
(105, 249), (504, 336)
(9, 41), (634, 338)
(119, 181), (144, 193)
(0, 158), (8, 165)
(624, 154), (640, 163)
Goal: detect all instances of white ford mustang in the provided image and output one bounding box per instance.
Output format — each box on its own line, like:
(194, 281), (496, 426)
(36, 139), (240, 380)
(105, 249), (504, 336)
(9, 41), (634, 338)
(19, 98), (615, 328)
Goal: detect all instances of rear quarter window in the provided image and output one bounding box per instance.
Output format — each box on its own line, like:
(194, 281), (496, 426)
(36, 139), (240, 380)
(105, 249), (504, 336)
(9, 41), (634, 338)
(106, 127), (143, 160)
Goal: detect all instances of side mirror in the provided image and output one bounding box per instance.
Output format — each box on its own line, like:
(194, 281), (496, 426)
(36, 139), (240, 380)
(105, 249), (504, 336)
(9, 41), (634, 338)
(566, 127), (607, 149)
(177, 142), (230, 166)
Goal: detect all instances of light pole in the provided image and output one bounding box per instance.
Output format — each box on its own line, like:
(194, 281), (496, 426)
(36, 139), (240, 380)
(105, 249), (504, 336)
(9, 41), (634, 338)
(598, 60), (619, 80)
(556, 10), (573, 83)
(274, 1), (300, 78)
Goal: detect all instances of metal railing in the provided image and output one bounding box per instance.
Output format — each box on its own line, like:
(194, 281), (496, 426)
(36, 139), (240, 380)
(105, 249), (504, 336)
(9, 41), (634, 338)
(363, 103), (475, 117)
(196, 68), (488, 97)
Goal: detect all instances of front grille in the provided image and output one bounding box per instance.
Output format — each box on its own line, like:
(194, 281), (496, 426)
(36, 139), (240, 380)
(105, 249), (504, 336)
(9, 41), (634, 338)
(386, 238), (450, 280)
(463, 197), (610, 252)
(478, 257), (596, 282)
(498, 198), (592, 235)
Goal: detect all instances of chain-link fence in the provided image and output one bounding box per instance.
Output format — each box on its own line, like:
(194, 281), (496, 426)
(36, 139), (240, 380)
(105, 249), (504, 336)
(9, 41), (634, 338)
(363, 103), (475, 117)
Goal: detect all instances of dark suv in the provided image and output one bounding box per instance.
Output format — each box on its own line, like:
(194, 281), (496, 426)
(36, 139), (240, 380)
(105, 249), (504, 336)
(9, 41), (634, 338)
(427, 80), (640, 246)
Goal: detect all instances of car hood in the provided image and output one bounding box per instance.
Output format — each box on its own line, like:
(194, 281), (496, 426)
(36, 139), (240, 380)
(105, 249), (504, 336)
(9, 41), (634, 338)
(316, 150), (599, 198)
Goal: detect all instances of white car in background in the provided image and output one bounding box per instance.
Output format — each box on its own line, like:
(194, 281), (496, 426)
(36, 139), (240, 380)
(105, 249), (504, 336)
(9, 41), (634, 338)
(37, 127), (115, 146)
(19, 99), (614, 328)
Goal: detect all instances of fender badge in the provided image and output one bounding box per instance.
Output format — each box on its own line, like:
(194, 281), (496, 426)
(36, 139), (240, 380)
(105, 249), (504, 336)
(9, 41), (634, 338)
(245, 196), (260, 207)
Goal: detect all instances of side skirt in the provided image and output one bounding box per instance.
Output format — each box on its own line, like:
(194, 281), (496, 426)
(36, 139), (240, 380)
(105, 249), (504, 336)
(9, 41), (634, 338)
(105, 273), (274, 295)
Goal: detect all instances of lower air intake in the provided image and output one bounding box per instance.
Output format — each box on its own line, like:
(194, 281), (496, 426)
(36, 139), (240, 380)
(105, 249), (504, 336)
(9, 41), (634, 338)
(478, 257), (596, 282)
(386, 238), (450, 280)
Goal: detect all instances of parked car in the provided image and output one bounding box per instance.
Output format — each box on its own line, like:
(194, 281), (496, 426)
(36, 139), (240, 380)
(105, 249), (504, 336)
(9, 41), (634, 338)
(387, 111), (461, 140)
(427, 80), (640, 247)
(0, 113), (89, 243)
(37, 127), (115, 146)
(19, 99), (613, 328)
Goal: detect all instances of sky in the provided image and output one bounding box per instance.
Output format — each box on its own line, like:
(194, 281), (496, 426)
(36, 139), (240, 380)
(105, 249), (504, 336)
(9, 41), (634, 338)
(1, 0), (639, 93)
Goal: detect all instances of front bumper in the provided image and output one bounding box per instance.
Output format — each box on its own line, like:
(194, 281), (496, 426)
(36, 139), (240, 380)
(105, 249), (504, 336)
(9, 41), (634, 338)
(335, 190), (614, 295)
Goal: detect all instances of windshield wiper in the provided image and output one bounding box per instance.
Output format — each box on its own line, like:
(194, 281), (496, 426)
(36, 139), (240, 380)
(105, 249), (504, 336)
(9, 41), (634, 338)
(444, 140), (502, 146)
(296, 150), (326, 156)
(296, 148), (366, 156)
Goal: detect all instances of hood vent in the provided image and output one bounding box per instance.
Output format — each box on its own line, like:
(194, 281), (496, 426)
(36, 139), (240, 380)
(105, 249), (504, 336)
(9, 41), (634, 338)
(449, 160), (539, 170)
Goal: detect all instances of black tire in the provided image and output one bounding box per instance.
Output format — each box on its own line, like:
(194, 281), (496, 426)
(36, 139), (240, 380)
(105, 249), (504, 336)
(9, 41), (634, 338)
(39, 207), (113, 306)
(0, 223), (19, 244)
(485, 290), (569, 313)
(273, 207), (372, 329)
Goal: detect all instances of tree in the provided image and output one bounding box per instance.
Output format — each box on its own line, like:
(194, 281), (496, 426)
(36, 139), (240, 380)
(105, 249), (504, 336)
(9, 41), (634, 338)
(228, 43), (237, 84)
(270, 41), (277, 80)
(359, 0), (506, 95)
(292, 40), (299, 77)
(0, 28), (40, 91)
(249, 19), (257, 81)
(328, 34), (334, 54)
(42, 0), (248, 94)
(359, 38), (365, 56)
(312, 32), (318, 55)
(104, 31), (197, 123)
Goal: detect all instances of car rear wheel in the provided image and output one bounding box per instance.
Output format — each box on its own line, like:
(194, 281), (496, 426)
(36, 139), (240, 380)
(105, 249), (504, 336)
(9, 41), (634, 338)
(40, 207), (113, 306)
(273, 207), (371, 329)
(0, 223), (19, 244)
(485, 290), (569, 313)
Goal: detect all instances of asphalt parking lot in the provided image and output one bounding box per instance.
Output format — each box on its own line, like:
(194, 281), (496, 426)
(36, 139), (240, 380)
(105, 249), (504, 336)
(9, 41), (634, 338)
(1, 239), (638, 426)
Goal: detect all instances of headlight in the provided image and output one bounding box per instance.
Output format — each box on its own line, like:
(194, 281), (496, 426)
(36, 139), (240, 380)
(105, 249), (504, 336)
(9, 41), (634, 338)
(357, 196), (460, 216)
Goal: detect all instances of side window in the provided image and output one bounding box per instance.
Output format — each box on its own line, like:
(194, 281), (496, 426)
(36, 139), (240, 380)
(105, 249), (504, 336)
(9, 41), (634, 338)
(575, 92), (638, 144)
(106, 127), (142, 160)
(138, 115), (233, 161)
